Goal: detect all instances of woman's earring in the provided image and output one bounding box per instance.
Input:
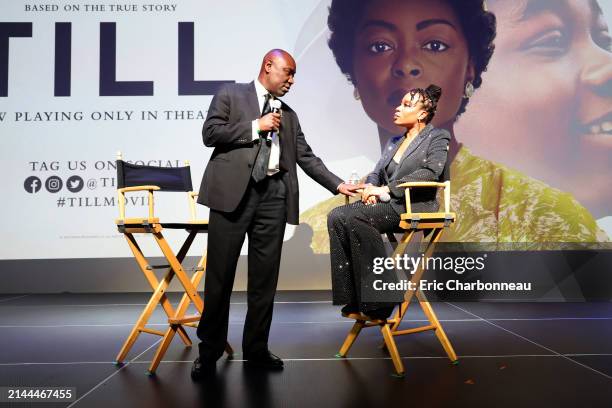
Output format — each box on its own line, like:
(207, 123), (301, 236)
(464, 82), (474, 99)
(353, 88), (361, 101)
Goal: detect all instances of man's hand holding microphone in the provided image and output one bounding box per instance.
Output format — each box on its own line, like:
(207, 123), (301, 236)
(258, 113), (281, 133)
(258, 99), (283, 138)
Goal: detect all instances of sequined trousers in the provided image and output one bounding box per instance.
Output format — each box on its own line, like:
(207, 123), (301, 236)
(327, 201), (403, 312)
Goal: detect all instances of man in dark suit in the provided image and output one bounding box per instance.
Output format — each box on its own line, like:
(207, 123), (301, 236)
(192, 49), (359, 378)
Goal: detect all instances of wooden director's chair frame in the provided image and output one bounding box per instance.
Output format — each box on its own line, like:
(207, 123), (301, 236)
(113, 153), (233, 375)
(337, 181), (458, 377)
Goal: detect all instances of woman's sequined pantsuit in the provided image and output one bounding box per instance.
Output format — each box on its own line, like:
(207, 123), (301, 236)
(327, 201), (402, 312)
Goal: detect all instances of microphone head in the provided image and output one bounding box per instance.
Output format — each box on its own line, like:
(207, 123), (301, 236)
(270, 99), (282, 111)
(379, 192), (391, 203)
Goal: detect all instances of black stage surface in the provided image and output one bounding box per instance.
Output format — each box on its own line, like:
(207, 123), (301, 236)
(0, 292), (611, 407)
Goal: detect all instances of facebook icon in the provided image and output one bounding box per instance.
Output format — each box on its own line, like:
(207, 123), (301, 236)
(24, 176), (42, 193)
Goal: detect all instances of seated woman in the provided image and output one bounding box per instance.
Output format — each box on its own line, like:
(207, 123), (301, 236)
(327, 85), (449, 320)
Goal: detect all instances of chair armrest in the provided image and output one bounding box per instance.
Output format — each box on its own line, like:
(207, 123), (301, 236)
(117, 185), (161, 193)
(396, 182), (446, 188)
(117, 186), (160, 219)
(188, 192), (199, 221)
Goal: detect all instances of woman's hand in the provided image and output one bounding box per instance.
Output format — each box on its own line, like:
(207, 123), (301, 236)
(362, 186), (390, 205)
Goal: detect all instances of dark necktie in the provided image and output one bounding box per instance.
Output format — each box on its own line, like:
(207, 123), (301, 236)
(251, 93), (272, 182)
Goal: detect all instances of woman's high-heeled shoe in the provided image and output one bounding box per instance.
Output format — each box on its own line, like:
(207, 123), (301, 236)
(362, 306), (394, 320)
(341, 303), (359, 317)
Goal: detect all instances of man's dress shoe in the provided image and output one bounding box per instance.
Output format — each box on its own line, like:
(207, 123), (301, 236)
(191, 357), (215, 381)
(244, 350), (284, 370)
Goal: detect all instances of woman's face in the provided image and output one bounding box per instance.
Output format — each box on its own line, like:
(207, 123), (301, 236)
(351, 0), (474, 134)
(393, 92), (428, 127)
(456, 0), (612, 216)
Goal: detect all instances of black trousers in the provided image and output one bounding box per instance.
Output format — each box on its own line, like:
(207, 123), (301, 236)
(197, 174), (287, 361)
(327, 201), (402, 312)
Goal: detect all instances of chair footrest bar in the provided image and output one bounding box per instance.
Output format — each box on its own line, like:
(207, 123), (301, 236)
(139, 328), (165, 336)
(185, 266), (205, 272)
(343, 312), (395, 325)
(145, 265), (203, 272)
(146, 264), (171, 270)
(364, 321), (386, 327)
(168, 314), (201, 324)
(392, 325), (436, 336)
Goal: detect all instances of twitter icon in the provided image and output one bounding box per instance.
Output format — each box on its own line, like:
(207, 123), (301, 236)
(67, 175), (84, 193)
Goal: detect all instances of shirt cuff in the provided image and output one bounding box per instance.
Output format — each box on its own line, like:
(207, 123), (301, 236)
(251, 119), (260, 141)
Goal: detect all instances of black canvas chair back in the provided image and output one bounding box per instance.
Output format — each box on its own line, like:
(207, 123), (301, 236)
(116, 160), (193, 192)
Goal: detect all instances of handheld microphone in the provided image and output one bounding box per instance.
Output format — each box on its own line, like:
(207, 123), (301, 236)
(379, 192), (391, 203)
(270, 98), (281, 112)
(268, 99), (282, 142)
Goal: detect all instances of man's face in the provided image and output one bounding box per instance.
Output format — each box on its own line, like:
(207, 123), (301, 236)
(266, 56), (297, 97)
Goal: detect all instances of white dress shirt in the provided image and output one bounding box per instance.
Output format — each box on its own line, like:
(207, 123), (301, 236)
(252, 79), (280, 176)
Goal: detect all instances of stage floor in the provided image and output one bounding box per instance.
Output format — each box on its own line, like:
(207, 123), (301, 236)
(0, 292), (611, 407)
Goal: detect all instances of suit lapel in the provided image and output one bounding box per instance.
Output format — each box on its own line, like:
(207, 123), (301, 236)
(398, 124), (432, 167)
(380, 137), (402, 183)
(279, 106), (288, 147)
(278, 101), (291, 170)
(381, 137), (403, 167)
(246, 81), (261, 120)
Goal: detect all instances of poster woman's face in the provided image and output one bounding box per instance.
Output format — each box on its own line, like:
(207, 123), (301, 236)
(351, 0), (474, 134)
(457, 0), (612, 216)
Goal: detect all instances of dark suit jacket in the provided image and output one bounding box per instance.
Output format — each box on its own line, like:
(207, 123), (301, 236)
(198, 82), (343, 225)
(365, 124), (451, 214)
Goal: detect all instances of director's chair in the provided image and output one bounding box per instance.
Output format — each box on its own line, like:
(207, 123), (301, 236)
(113, 152), (233, 375)
(337, 181), (457, 377)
